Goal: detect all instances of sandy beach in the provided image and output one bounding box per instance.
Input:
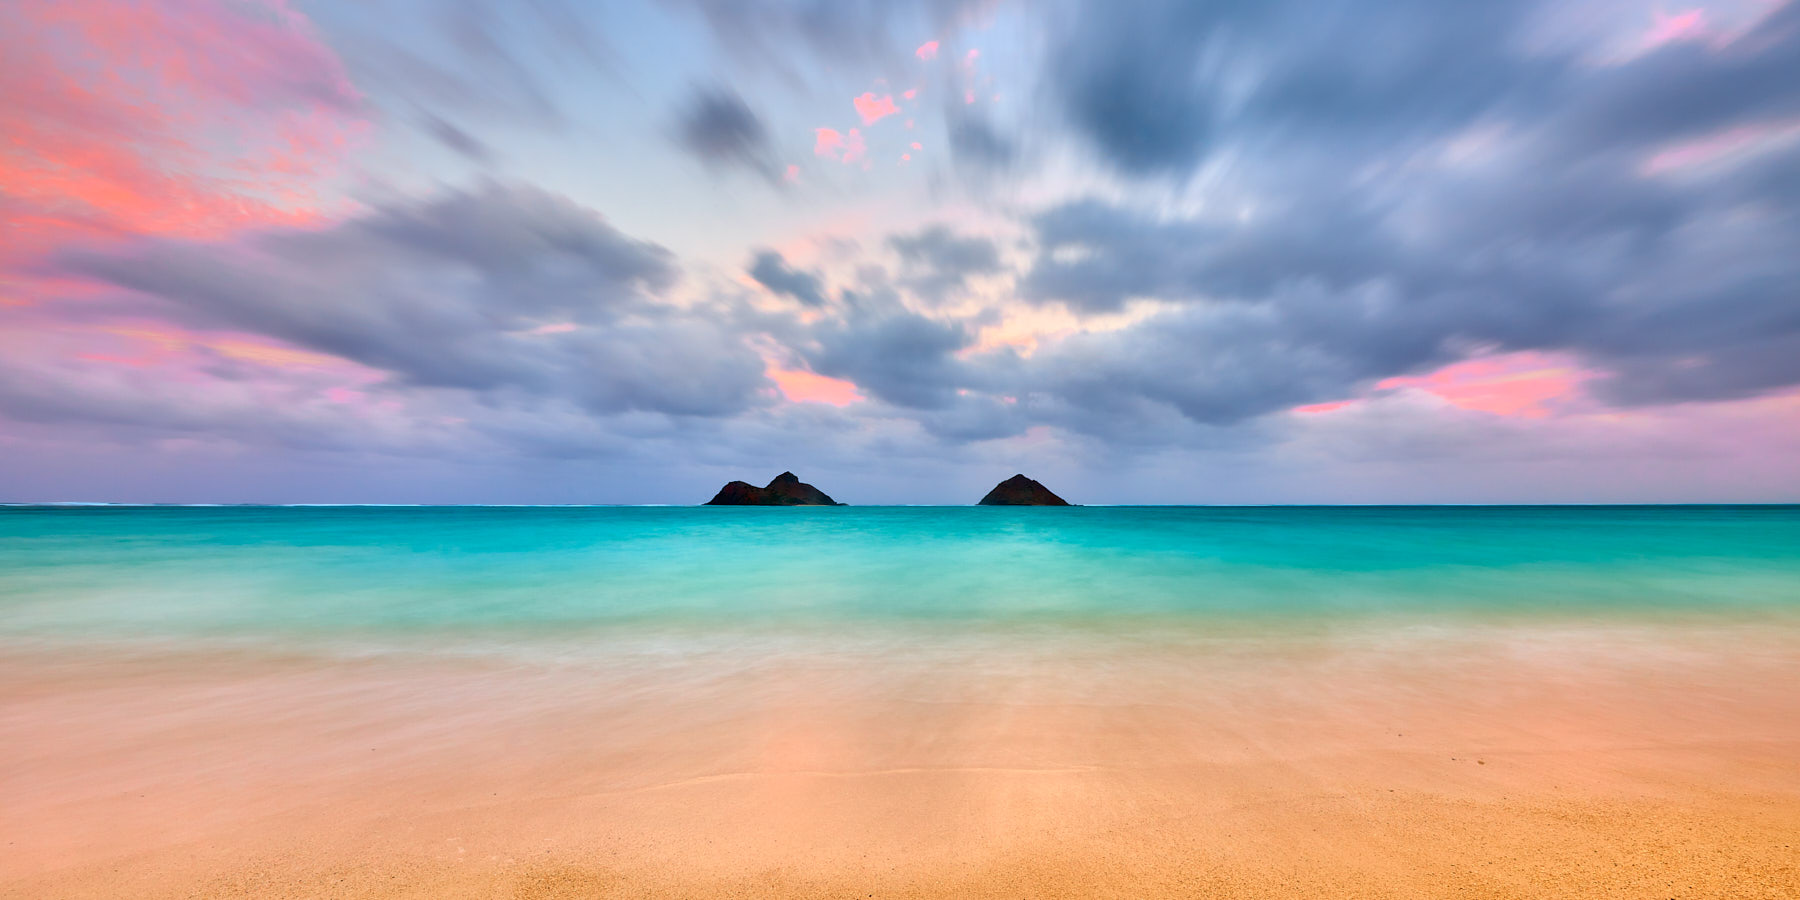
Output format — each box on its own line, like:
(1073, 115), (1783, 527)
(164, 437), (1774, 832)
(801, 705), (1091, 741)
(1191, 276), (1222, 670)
(5, 623), (1798, 899)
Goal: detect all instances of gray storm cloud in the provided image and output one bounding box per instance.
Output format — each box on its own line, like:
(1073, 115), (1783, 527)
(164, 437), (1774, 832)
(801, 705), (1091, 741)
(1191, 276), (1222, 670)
(59, 183), (772, 418)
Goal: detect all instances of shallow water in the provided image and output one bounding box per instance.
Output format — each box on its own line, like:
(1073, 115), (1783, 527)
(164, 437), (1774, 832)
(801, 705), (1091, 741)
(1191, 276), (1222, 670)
(3, 505), (1797, 656)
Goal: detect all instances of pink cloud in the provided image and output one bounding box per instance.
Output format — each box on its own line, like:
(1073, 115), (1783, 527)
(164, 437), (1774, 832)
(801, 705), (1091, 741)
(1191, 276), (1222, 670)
(1293, 400), (1356, 415)
(1643, 8), (1707, 49)
(812, 127), (867, 164)
(853, 92), (899, 125)
(842, 128), (867, 164)
(13, 319), (398, 433)
(915, 40), (939, 60)
(1290, 352), (1600, 418)
(903, 88), (918, 100)
(769, 367), (863, 406)
(0, 0), (371, 423)
(0, 0), (364, 271)
(0, 0), (417, 445)
(1640, 120), (1800, 175)
(910, 142), (922, 150)
(44, 323), (385, 418)
(784, 164), (800, 183)
(1375, 351), (1596, 418)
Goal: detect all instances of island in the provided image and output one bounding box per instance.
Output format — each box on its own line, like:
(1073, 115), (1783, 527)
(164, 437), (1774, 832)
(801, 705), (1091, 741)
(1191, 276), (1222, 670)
(977, 474), (1071, 506)
(705, 472), (845, 506)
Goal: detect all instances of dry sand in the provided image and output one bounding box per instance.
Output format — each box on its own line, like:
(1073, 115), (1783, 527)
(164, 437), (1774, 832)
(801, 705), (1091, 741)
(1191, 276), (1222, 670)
(4, 625), (1798, 898)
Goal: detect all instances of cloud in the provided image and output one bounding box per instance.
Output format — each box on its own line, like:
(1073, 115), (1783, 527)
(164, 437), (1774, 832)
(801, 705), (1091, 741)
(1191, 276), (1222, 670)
(53, 182), (772, 417)
(0, 0), (364, 268)
(853, 92), (900, 124)
(813, 127), (868, 163)
(769, 368), (863, 405)
(944, 102), (1014, 172)
(888, 225), (1004, 298)
(1021, 197), (1392, 313)
(674, 86), (784, 183)
(1045, 0), (1555, 176)
(1041, 0), (1800, 185)
(748, 250), (829, 307)
(1014, 161), (1800, 420)
(1011, 296), (1406, 430)
(805, 305), (976, 409)
(8, 0), (1800, 502)
(1371, 352), (1594, 418)
(842, 128), (870, 163)
(418, 110), (496, 164)
(994, 0), (1800, 422)
(1642, 9), (1708, 50)
(1044, 2), (1219, 175)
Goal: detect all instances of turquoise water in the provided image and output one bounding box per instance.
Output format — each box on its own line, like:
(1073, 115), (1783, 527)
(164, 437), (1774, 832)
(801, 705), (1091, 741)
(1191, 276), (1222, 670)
(3, 506), (1798, 651)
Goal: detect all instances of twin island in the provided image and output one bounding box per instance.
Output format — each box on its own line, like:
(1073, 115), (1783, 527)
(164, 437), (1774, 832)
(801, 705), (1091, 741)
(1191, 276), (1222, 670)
(705, 472), (1070, 506)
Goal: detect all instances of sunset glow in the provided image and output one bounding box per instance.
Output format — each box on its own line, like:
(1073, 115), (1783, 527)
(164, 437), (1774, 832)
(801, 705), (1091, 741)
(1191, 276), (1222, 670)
(1, 0), (1796, 504)
(769, 367), (864, 406)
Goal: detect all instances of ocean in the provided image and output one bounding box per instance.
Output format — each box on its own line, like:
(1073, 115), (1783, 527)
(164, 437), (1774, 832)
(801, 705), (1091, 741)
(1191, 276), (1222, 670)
(4, 504), (1798, 653)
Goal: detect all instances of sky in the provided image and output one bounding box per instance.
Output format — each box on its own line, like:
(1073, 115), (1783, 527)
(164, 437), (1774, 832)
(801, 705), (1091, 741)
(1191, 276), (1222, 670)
(2, 0), (1798, 504)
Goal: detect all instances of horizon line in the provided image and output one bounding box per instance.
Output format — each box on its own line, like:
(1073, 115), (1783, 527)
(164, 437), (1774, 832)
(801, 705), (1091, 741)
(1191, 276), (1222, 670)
(5, 502), (1798, 509)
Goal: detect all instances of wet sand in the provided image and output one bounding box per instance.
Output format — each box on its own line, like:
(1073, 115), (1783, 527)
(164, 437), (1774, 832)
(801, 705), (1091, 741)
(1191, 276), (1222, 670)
(4, 624), (1799, 898)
